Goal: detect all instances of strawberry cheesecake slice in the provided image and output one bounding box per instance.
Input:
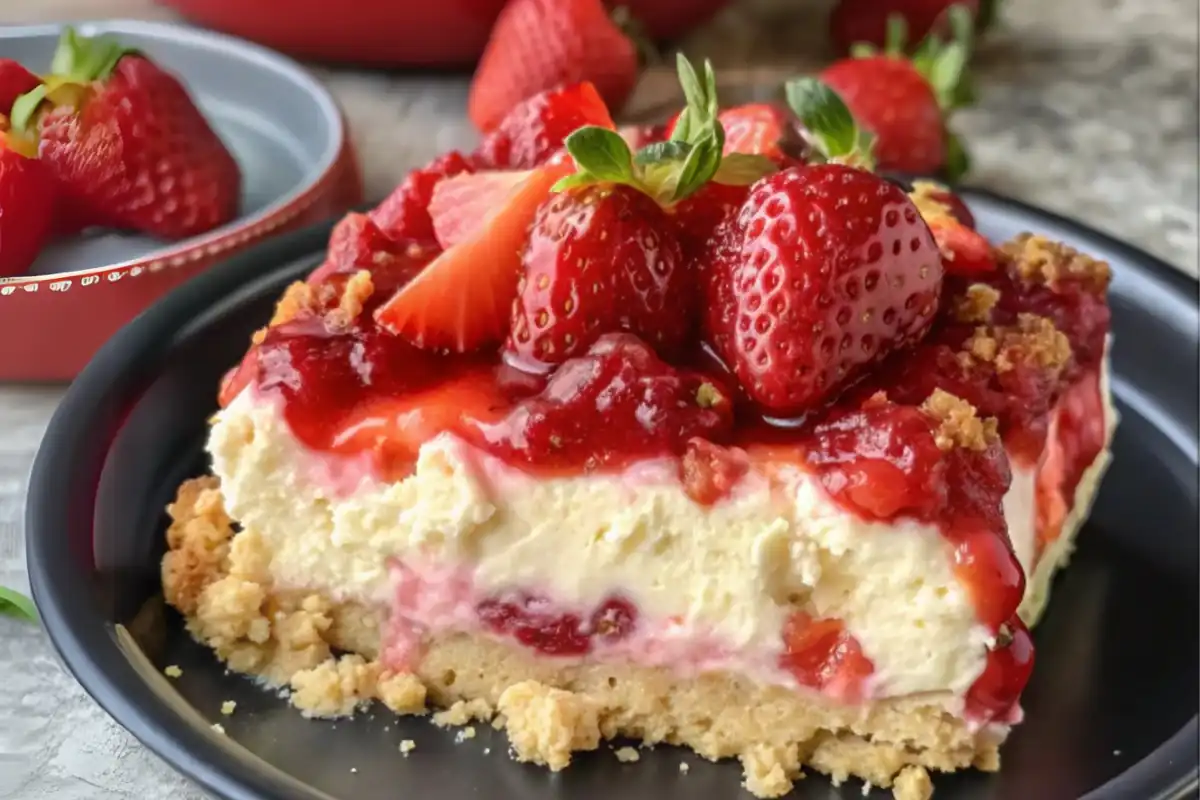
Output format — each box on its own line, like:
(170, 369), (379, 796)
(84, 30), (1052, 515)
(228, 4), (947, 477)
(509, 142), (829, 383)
(162, 68), (1115, 799)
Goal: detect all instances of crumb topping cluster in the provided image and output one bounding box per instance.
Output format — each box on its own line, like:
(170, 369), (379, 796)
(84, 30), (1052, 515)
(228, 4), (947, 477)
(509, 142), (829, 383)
(1000, 233), (1112, 294)
(921, 389), (998, 452)
(962, 314), (1072, 375)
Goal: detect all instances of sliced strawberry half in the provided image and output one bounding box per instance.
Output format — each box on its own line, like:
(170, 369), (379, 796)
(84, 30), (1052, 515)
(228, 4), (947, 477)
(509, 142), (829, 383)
(375, 161), (572, 352)
(429, 169), (536, 250)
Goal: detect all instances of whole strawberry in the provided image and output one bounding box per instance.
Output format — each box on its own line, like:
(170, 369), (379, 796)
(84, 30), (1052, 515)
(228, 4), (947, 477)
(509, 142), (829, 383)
(0, 132), (55, 277)
(507, 182), (688, 368)
(14, 28), (240, 239)
(505, 56), (776, 369)
(830, 0), (980, 54)
(706, 163), (942, 414)
(468, 0), (638, 135)
(816, 7), (974, 177)
(0, 60), (40, 115)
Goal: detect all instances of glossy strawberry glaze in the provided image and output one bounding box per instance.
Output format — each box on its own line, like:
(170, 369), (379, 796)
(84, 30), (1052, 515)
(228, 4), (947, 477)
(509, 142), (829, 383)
(219, 251), (1107, 724)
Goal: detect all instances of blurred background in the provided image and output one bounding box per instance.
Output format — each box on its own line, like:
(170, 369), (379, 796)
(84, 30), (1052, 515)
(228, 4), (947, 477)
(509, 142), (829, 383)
(5, 0), (1196, 274)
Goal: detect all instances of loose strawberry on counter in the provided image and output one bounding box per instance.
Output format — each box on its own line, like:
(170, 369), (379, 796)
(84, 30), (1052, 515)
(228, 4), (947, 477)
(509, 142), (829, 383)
(10, 27), (240, 240)
(468, 0), (639, 135)
(818, 5), (975, 178)
(0, 128), (55, 278)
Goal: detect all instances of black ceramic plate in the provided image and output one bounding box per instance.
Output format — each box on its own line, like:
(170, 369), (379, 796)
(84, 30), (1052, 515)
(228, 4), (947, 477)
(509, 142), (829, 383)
(26, 192), (1200, 800)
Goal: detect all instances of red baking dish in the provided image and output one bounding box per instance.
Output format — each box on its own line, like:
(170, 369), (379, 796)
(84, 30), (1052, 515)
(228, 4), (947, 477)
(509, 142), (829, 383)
(159, 0), (732, 67)
(0, 20), (362, 382)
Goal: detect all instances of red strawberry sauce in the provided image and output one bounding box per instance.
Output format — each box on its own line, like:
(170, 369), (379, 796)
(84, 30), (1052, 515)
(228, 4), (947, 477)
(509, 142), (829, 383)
(219, 254), (1108, 725)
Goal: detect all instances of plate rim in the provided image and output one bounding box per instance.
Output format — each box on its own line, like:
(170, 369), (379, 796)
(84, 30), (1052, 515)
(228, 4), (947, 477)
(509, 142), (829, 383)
(25, 194), (1200, 800)
(0, 18), (346, 286)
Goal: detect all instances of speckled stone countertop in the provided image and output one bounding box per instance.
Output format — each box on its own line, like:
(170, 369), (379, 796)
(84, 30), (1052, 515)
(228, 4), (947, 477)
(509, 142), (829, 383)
(0, 1), (1196, 798)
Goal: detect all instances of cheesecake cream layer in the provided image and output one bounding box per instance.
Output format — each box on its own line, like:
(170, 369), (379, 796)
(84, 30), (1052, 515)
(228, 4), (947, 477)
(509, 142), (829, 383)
(211, 388), (993, 705)
(208, 356), (1114, 711)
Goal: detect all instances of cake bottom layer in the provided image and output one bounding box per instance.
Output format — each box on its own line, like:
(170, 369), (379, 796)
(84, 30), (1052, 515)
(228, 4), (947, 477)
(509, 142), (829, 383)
(163, 477), (1010, 800)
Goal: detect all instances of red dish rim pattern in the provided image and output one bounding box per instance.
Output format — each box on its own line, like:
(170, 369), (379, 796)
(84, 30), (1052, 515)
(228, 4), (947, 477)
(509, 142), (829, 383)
(0, 142), (356, 301)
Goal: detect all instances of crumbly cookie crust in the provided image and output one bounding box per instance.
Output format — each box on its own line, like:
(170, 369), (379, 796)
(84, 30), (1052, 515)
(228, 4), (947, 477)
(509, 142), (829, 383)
(162, 477), (1011, 798)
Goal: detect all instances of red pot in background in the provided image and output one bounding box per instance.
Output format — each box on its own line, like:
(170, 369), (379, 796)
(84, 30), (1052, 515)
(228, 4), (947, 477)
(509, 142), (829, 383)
(160, 0), (732, 67)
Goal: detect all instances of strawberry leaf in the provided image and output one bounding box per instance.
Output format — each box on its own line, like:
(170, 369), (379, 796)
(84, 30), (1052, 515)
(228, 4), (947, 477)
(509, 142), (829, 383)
(673, 130), (724, 201)
(785, 77), (875, 169)
(50, 27), (135, 83)
(634, 140), (691, 166)
(562, 126), (636, 184)
(0, 586), (37, 623)
(10, 84), (47, 135)
(713, 153), (778, 186)
(911, 4), (976, 111)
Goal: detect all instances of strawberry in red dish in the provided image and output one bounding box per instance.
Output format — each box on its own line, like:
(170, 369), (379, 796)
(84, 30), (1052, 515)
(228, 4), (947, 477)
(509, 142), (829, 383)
(11, 27), (240, 239)
(0, 130), (55, 277)
(162, 51), (1117, 800)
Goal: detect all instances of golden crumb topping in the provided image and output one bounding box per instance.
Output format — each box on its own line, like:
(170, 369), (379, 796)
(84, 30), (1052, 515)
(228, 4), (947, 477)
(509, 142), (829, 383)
(999, 233), (1111, 293)
(962, 314), (1072, 375)
(921, 389), (998, 452)
(269, 281), (318, 328)
(953, 284), (1000, 324)
(326, 270), (374, 330)
(908, 181), (957, 227)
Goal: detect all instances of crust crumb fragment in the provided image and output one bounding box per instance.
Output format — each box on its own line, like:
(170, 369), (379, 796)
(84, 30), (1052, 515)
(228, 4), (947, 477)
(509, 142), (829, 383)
(497, 680), (601, 772)
(433, 698), (495, 728)
(893, 765), (934, 800)
(1000, 233), (1111, 293)
(162, 477), (233, 616)
(289, 654), (381, 718)
(614, 746), (641, 763)
(377, 671), (428, 716)
(740, 743), (803, 799)
(921, 389), (998, 452)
